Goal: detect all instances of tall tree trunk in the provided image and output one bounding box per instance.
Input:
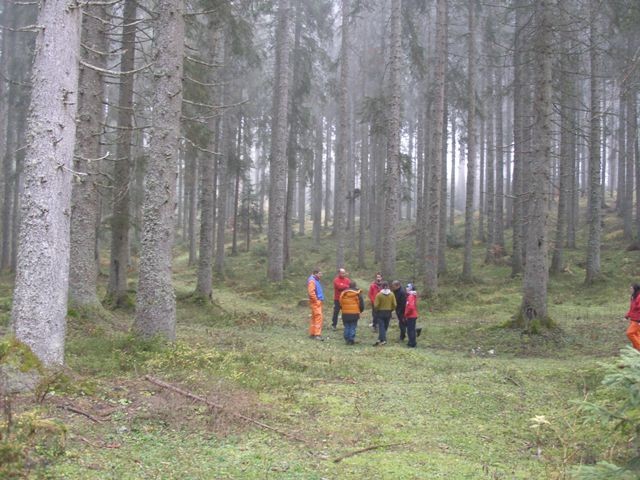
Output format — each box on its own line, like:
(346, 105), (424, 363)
(267, 0), (291, 281)
(335, 0), (350, 269)
(312, 117), (323, 247)
(462, 0), (477, 280)
(550, 77), (571, 274)
(186, 152), (198, 266)
(449, 113), (456, 231)
(510, 0), (526, 276)
(484, 73), (496, 264)
(215, 108), (232, 275)
(616, 89), (626, 215)
(11, 0), (81, 365)
(133, 0), (184, 340)
(519, 0), (553, 326)
(358, 120), (369, 268)
(324, 118), (332, 228)
(69, 4), (107, 307)
(425, 0), (446, 295)
(195, 27), (223, 299)
(108, 0), (137, 305)
(494, 69), (505, 249)
(382, 0), (402, 279)
(0, 2), (16, 271)
(585, 0), (602, 284)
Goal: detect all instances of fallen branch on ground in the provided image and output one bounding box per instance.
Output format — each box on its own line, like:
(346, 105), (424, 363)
(144, 375), (306, 444)
(57, 404), (102, 423)
(333, 442), (407, 463)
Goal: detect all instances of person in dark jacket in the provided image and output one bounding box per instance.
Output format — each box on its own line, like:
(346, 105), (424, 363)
(373, 281), (397, 346)
(626, 283), (640, 350)
(339, 281), (365, 345)
(391, 280), (407, 341)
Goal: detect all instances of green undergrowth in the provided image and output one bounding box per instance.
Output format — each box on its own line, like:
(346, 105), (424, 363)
(1, 211), (640, 478)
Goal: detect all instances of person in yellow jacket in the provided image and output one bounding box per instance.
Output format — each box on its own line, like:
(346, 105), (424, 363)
(307, 268), (325, 340)
(339, 281), (365, 345)
(373, 281), (397, 346)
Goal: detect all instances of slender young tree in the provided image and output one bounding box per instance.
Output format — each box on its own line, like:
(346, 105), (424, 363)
(134, 0), (185, 340)
(11, 0), (81, 365)
(267, 0), (291, 281)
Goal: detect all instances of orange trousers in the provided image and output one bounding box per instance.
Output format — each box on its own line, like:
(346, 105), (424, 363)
(627, 321), (640, 350)
(309, 300), (323, 336)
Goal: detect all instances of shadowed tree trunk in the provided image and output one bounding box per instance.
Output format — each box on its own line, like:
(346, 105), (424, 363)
(108, 0), (137, 305)
(585, 0), (602, 285)
(11, 0), (81, 365)
(195, 26), (223, 299)
(134, 0), (184, 340)
(69, 4), (108, 307)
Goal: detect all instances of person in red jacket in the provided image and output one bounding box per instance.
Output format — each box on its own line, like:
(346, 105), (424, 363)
(368, 272), (383, 331)
(331, 268), (351, 330)
(626, 283), (640, 350)
(404, 283), (419, 348)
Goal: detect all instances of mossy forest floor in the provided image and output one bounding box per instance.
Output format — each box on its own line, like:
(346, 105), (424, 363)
(2, 213), (639, 479)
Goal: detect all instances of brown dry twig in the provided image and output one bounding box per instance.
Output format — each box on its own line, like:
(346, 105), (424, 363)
(57, 403), (102, 424)
(333, 442), (407, 463)
(144, 375), (307, 444)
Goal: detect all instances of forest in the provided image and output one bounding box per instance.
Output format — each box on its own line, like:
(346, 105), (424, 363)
(1, 0), (640, 478)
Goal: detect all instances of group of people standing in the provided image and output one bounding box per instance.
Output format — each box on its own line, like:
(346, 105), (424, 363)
(306, 267), (420, 347)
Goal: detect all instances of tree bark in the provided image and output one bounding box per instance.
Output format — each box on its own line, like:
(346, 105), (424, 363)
(335, 0), (351, 269)
(381, 0), (402, 279)
(134, 0), (184, 340)
(520, 0), (553, 325)
(424, 0), (446, 295)
(312, 117), (323, 247)
(267, 0), (291, 281)
(69, 4), (108, 307)
(462, 0), (477, 280)
(11, 0), (81, 365)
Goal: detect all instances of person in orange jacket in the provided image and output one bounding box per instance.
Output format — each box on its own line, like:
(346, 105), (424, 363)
(331, 268), (351, 330)
(625, 283), (640, 350)
(339, 281), (365, 345)
(307, 268), (325, 340)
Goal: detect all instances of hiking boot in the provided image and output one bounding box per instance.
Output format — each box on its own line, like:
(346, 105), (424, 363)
(373, 340), (386, 347)
(331, 325), (337, 331)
